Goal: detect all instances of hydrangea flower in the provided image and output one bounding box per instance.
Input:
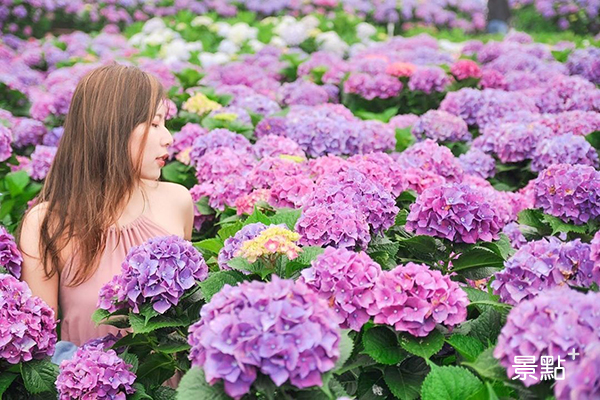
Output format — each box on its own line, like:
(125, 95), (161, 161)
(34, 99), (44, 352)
(412, 110), (471, 143)
(187, 276), (341, 398)
(169, 123), (208, 161)
(248, 156), (306, 190)
(343, 72), (402, 100)
(208, 106), (253, 126)
(236, 225), (302, 263)
(396, 139), (464, 182)
(540, 110), (600, 136)
(502, 222), (528, 250)
(554, 341), (600, 400)
(235, 189), (271, 216)
(231, 94), (281, 117)
(56, 346), (136, 400)
(367, 263), (469, 337)
(11, 117), (47, 148)
(531, 133), (599, 172)
(479, 69), (507, 90)
(0, 125), (13, 162)
(357, 120), (396, 153)
(299, 247), (382, 331)
(97, 235), (208, 314)
(218, 223), (268, 270)
(535, 75), (600, 114)
(533, 164), (600, 225)
(28, 145), (57, 180)
(348, 153), (407, 197)
(253, 135), (305, 159)
(0, 225), (23, 278)
(388, 114), (419, 130)
(269, 174), (314, 209)
(182, 92), (223, 115)
(592, 231), (600, 265)
(493, 288), (600, 387)
(450, 59), (482, 80)
(194, 147), (255, 184)
(458, 148), (496, 179)
(255, 116), (288, 138)
(482, 122), (554, 163)
(386, 62), (417, 78)
(189, 129), (253, 167)
(491, 237), (598, 305)
(408, 66), (453, 94)
(406, 183), (504, 243)
(0, 274), (57, 364)
(277, 80), (330, 106)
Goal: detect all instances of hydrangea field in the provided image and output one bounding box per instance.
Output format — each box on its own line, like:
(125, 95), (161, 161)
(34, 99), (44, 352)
(1, 1), (600, 399)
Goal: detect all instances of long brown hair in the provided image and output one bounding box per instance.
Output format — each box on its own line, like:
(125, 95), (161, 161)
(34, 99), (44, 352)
(16, 63), (165, 286)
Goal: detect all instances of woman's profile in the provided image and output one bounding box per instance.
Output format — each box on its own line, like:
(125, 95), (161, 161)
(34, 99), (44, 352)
(16, 63), (194, 346)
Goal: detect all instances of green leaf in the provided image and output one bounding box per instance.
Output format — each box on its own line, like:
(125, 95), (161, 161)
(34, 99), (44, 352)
(466, 309), (504, 347)
(462, 347), (509, 382)
(293, 246), (324, 265)
(399, 329), (444, 359)
(384, 357), (429, 400)
(198, 270), (246, 302)
(5, 171), (29, 197)
(151, 387), (177, 400)
(92, 308), (111, 325)
(398, 235), (446, 262)
(269, 208), (302, 230)
(245, 208), (271, 226)
(20, 360), (59, 394)
(129, 313), (187, 334)
(585, 130), (600, 151)
(130, 383), (153, 400)
(445, 335), (485, 362)
(356, 369), (391, 399)
(396, 127), (416, 152)
(119, 352), (139, 373)
(542, 214), (589, 235)
(479, 235), (514, 260)
(176, 367), (230, 400)
(0, 373), (17, 396)
(421, 365), (484, 400)
(452, 247), (505, 280)
(227, 256), (257, 274)
(333, 330), (354, 372)
(158, 333), (192, 354)
(193, 238), (224, 254)
(196, 196), (214, 216)
(518, 209), (551, 235)
(217, 221), (244, 241)
(362, 326), (408, 365)
(136, 352), (176, 389)
(468, 301), (512, 316)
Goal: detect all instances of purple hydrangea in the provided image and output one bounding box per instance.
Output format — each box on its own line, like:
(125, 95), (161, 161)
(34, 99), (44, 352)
(479, 69), (508, 90)
(540, 110), (600, 136)
(535, 75), (600, 114)
(407, 66), (453, 94)
(554, 341), (600, 400)
(458, 148), (496, 179)
(0, 225), (23, 278)
(255, 116), (288, 138)
(208, 106), (253, 126)
(533, 163), (600, 225)
(502, 222), (528, 250)
(0, 125), (12, 162)
(28, 145), (57, 180)
(299, 247), (382, 331)
(493, 288), (600, 387)
(218, 223), (267, 270)
(11, 117), (47, 148)
(97, 235), (208, 314)
(412, 110), (471, 142)
(42, 127), (64, 147)
(56, 346), (136, 400)
(406, 182), (504, 243)
(0, 274), (57, 364)
(253, 135), (305, 159)
(388, 114), (419, 130)
(396, 139), (464, 182)
(366, 263), (469, 337)
(81, 333), (122, 352)
(531, 133), (599, 172)
(481, 122), (554, 163)
(285, 114), (362, 157)
(192, 177), (252, 212)
(269, 175), (315, 209)
(187, 276), (341, 398)
(357, 120), (396, 153)
(566, 47), (600, 84)
(169, 123), (208, 159)
(231, 94), (281, 117)
(189, 129), (253, 167)
(491, 237), (598, 305)
(248, 157), (306, 190)
(277, 80), (330, 106)
(592, 231), (600, 265)
(194, 147), (255, 184)
(296, 200), (372, 250)
(439, 87), (483, 126)
(347, 153), (407, 197)
(343, 72), (403, 100)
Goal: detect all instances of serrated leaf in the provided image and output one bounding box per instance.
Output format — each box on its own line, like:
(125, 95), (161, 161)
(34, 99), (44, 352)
(421, 365), (483, 400)
(396, 127), (416, 152)
(0, 373), (17, 396)
(158, 333), (192, 354)
(445, 335), (485, 362)
(217, 221), (244, 241)
(270, 208), (302, 230)
(466, 309), (504, 347)
(244, 208), (271, 225)
(129, 313), (187, 334)
(5, 170), (29, 197)
(130, 383), (153, 400)
(152, 386), (177, 400)
(293, 246), (324, 265)
(542, 214), (589, 235)
(119, 352), (139, 373)
(92, 308), (111, 325)
(176, 367), (230, 400)
(356, 369), (391, 400)
(198, 270), (246, 302)
(362, 326), (408, 365)
(399, 329), (444, 359)
(20, 360), (59, 395)
(384, 357), (429, 400)
(468, 301), (512, 316)
(333, 330), (354, 372)
(517, 209), (550, 235)
(452, 247), (505, 275)
(193, 238), (224, 254)
(136, 352), (176, 389)
(462, 347), (509, 381)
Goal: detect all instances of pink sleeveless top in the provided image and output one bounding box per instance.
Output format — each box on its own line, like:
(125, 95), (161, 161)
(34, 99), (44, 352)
(59, 212), (171, 346)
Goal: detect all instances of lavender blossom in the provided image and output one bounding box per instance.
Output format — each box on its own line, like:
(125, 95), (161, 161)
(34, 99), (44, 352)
(412, 110), (471, 142)
(0, 225), (23, 278)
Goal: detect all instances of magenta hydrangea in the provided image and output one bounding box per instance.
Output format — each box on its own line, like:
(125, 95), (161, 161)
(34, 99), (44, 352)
(531, 133), (599, 172)
(491, 237), (598, 305)
(540, 110), (600, 136)
(0, 125), (12, 162)
(366, 263), (469, 337)
(97, 235), (208, 314)
(169, 123), (208, 159)
(187, 276), (341, 398)
(388, 114), (419, 130)
(253, 135), (305, 159)
(255, 116), (288, 138)
(194, 147), (255, 184)
(450, 59), (482, 80)
(347, 153), (407, 197)
(356, 120), (397, 153)
(479, 69), (508, 90)
(0, 225), (23, 279)
(299, 247), (382, 331)
(482, 122), (554, 163)
(408, 66), (453, 94)
(554, 341), (600, 400)
(458, 148), (496, 179)
(248, 156), (306, 190)
(277, 80), (330, 106)
(533, 163), (600, 225)
(28, 145), (57, 180)
(269, 174), (315, 209)
(11, 117), (47, 148)
(493, 288), (600, 387)
(208, 106), (252, 126)
(0, 274), (57, 364)
(343, 72), (403, 100)
(535, 75), (600, 114)
(56, 346), (136, 400)
(501, 222), (528, 250)
(592, 231), (600, 265)
(218, 223), (267, 270)
(189, 128), (253, 168)
(406, 182), (504, 243)
(396, 139), (464, 182)
(411, 110), (471, 143)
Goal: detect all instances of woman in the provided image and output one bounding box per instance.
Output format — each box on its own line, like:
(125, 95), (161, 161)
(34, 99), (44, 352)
(16, 64), (194, 347)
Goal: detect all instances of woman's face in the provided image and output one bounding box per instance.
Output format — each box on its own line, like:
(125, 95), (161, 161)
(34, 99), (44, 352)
(129, 101), (172, 181)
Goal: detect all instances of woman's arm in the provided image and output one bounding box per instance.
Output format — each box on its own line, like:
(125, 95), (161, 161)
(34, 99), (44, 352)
(182, 188), (194, 241)
(19, 204), (59, 318)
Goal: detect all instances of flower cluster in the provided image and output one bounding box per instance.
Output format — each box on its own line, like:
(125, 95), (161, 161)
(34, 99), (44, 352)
(566, 47), (600, 85)
(253, 135), (305, 159)
(458, 148), (496, 179)
(592, 231), (600, 265)
(343, 72), (402, 100)
(533, 163), (600, 225)
(277, 80), (330, 106)
(388, 114), (419, 130)
(450, 59), (482, 80)
(208, 106), (253, 126)
(182, 92), (223, 115)
(367, 263), (469, 337)
(396, 139), (464, 182)
(97, 235), (208, 314)
(408, 66), (453, 94)
(411, 110), (471, 143)
(56, 346), (136, 400)
(491, 237), (598, 305)
(269, 174), (314, 209)
(28, 145), (57, 180)
(189, 128), (253, 167)
(235, 189), (271, 216)
(554, 341), (600, 400)
(493, 288), (600, 387)
(236, 225), (302, 263)
(299, 247), (382, 331)
(218, 223), (267, 270)
(502, 222), (528, 250)
(0, 274), (57, 364)
(406, 182), (504, 243)
(481, 122), (553, 163)
(187, 276), (341, 398)
(531, 133), (599, 172)
(0, 226), (23, 278)
(11, 117), (47, 148)
(0, 125), (12, 162)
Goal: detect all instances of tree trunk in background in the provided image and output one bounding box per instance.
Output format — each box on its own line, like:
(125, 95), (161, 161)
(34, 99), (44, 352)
(488, 0), (511, 22)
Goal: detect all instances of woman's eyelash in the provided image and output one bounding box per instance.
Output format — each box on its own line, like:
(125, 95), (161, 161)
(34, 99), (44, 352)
(152, 123), (159, 128)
